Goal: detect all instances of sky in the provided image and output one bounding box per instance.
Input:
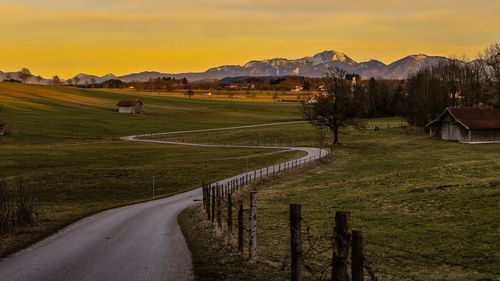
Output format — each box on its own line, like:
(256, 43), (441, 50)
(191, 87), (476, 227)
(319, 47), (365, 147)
(0, 0), (499, 78)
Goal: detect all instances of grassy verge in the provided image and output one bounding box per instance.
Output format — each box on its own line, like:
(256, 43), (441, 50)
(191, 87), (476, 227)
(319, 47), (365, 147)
(179, 205), (288, 281)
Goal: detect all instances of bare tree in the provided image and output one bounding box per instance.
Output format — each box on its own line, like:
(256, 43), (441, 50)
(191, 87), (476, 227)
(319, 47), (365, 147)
(301, 68), (361, 145)
(50, 75), (62, 86)
(185, 88), (195, 99)
(36, 76), (43, 84)
(73, 76), (80, 86)
(272, 91), (279, 103)
(479, 43), (500, 108)
(18, 68), (32, 83)
(90, 78), (96, 87)
(227, 90), (235, 102)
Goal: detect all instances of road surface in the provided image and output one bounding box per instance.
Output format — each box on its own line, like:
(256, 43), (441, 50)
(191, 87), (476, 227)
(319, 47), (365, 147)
(0, 122), (328, 281)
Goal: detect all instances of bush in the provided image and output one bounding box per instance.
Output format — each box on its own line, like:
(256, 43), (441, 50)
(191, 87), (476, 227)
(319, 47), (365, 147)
(0, 178), (11, 231)
(0, 177), (38, 233)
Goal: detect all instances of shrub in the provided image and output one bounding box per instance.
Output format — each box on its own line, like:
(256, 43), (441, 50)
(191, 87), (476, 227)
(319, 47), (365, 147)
(0, 177), (11, 232)
(0, 176), (38, 233)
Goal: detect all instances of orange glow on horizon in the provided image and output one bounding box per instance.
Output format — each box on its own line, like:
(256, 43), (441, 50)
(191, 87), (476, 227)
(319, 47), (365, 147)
(0, 0), (499, 78)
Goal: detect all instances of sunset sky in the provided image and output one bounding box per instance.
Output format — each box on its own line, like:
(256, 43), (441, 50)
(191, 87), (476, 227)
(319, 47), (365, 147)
(1, 0), (499, 78)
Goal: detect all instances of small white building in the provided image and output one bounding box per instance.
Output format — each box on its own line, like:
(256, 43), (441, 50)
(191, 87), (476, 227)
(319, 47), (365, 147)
(117, 99), (143, 114)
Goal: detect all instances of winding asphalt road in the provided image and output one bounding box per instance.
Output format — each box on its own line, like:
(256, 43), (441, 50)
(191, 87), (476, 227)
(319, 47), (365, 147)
(0, 122), (328, 281)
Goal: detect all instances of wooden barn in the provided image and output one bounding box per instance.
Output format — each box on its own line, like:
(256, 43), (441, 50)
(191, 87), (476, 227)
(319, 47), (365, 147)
(117, 99), (143, 114)
(426, 107), (500, 143)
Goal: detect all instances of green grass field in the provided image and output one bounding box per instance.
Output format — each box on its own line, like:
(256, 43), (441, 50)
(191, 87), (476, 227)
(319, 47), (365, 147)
(0, 82), (303, 257)
(2, 82), (499, 280)
(107, 88), (314, 103)
(179, 124), (500, 280)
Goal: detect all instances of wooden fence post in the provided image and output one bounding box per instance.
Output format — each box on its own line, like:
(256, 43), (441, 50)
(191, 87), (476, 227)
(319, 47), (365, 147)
(206, 184), (211, 221)
(249, 191), (257, 262)
(216, 187), (222, 230)
(290, 204), (303, 281)
(227, 192), (233, 233)
(238, 200), (244, 253)
(202, 183), (206, 210)
(332, 211), (351, 281)
(352, 230), (364, 281)
(211, 185), (216, 223)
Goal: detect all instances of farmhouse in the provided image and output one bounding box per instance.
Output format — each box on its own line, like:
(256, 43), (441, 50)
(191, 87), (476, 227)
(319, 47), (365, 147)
(426, 107), (500, 143)
(117, 99), (143, 114)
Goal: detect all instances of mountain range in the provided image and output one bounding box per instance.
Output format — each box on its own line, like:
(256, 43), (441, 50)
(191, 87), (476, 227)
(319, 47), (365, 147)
(1, 50), (451, 84)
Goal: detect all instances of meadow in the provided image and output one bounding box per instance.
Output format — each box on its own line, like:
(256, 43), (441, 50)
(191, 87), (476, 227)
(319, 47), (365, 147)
(106, 88), (312, 103)
(0, 82), (303, 257)
(1, 82), (498, 280)
(178, 123), (500, 280)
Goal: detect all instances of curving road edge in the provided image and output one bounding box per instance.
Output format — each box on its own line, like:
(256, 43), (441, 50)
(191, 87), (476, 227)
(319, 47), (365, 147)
(0, 122), (329, 281)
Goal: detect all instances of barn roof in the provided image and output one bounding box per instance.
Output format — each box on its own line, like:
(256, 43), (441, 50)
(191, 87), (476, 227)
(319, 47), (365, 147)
(117, 99), (143, 107)
(427, 107), (500, 130)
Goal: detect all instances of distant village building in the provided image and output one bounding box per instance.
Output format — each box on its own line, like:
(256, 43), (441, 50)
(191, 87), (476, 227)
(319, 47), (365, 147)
(117, 99), (143, 114)
(426, 107), (500, 143)
(292, 85), (303, 92)
(0, 121), (5, 135)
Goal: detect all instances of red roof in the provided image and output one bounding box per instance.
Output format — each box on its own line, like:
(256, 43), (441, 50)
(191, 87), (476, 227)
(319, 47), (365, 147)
(447, 107), (500, 130)
(117, 99), (143, 107)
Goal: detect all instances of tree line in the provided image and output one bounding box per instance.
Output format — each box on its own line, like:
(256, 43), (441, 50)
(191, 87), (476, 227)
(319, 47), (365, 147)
(302, 43), (500, 144)
(402, 44), (500, 126)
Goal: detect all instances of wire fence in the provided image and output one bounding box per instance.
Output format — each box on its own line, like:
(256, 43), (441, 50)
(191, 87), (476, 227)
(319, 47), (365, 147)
(201, 172), (381, 281)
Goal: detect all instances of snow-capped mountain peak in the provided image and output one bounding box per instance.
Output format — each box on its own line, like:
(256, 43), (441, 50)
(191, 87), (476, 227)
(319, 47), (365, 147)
(310, 50), (355, 65)
(17, 50), (453, 84)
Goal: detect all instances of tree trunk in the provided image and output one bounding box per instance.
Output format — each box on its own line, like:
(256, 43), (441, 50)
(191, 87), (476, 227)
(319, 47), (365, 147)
(332, 127), (340, 145)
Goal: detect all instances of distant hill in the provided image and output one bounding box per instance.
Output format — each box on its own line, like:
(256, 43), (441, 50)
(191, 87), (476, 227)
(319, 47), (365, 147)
(2, 50), (453, 84)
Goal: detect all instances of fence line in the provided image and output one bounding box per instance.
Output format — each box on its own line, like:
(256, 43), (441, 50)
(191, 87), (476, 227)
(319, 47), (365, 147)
(201, 180), (381, 281)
